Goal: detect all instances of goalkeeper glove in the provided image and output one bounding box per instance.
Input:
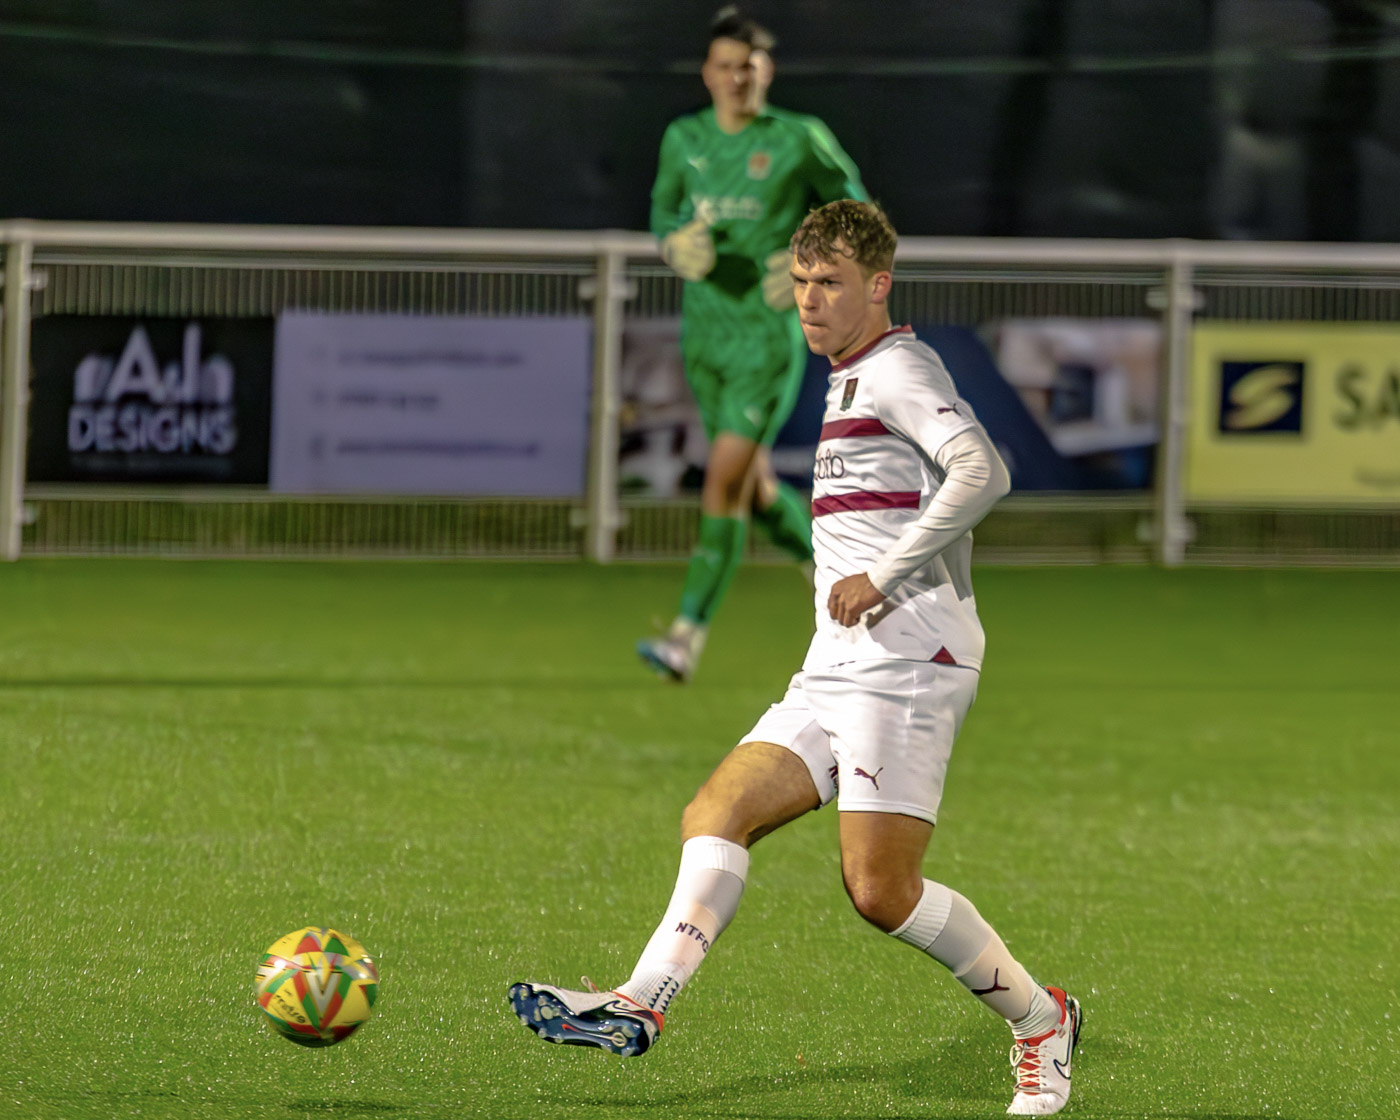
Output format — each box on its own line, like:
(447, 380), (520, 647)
(659, 218), (716, 282)
(760, 249), (796, 311)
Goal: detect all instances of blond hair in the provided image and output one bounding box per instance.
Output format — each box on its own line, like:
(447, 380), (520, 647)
(791, 200), (896, 276)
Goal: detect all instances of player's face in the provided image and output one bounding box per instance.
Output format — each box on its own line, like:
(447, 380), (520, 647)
(793, 246), (892, 364)
(702, 37), (755, 117)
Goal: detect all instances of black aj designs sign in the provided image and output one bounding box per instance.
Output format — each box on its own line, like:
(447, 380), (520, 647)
(28, 316), (273, 484)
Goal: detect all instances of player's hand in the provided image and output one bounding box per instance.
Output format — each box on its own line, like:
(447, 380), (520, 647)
(827, 573), (886, 627)
(660, 218), (716, 282)
(760, 249), (795, 310)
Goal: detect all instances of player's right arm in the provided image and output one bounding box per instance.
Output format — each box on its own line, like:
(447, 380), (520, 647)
(650, 122), (716, 282)
(649, 122), (689, 239)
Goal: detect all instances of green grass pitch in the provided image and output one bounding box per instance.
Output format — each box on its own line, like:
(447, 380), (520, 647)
(1, 558), (1396, 1119)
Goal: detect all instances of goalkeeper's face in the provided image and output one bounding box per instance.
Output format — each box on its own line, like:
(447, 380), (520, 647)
(702, 37), (756, 118)
(793, 244), (893, 364)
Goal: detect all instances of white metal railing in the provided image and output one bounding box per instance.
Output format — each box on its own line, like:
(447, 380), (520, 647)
(0, 220), (656, 564)
(6, 218), (1400, 565)
(1, 236), (33, 561)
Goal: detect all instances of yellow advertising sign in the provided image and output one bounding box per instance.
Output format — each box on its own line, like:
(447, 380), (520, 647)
(1187, 322), (1400, 503)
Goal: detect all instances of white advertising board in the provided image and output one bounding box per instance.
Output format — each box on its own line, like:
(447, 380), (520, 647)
(270, 313), (591, 496)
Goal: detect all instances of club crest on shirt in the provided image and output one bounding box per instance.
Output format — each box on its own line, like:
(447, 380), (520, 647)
(747, 150), (772, 180)
(841, 378), (858, 410)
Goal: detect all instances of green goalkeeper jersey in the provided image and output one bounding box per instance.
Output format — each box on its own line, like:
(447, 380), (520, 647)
(650, 105), (866, 443)
(650, 105), (867, 308)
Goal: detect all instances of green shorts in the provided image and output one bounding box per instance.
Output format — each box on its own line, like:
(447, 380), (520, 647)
(680, 285), (808, 445)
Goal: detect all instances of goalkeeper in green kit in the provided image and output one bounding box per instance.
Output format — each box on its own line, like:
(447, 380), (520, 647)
(638, 6), (868, 682)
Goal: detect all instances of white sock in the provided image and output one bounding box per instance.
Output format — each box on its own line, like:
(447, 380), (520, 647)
(615, 836), (748, 1014)
(669, 617), (708, 659)
(892, 879), (1058, 1038)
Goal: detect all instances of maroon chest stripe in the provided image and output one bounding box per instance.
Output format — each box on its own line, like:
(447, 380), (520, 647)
(819, 417), (891, 441)
(812, 490), (921, 517)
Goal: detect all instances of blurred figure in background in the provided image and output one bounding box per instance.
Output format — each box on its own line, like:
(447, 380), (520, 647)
(638, 5), (868, 683)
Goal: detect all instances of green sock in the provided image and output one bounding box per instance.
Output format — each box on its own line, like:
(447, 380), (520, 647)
(678, 515), (747, 626)
(752, 482), (813, 562)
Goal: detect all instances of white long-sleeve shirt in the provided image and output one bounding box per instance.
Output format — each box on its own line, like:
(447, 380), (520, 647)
(804, 326), (1011, 672)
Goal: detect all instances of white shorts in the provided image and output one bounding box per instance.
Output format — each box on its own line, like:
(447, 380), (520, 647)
(737, 660), (979, 824)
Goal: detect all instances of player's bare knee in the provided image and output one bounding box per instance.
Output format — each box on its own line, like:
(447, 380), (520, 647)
(681, 786), (746, 845)
(842, 871), (920, 933)
(679, 793), (715, 838)
(681, 742), (818, 847)
(702, 473), (748, 515)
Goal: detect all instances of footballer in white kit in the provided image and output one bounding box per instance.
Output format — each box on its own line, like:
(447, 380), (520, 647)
(743, 322), (997, 824)
(510, 200), (1083, 1118)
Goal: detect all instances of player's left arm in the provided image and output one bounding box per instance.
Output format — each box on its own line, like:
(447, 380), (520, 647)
(802, 116), (869, 204)
(827, 369), (1010, 626)
(763, 117), (868, 311)
(826, 428), (1009, 624)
